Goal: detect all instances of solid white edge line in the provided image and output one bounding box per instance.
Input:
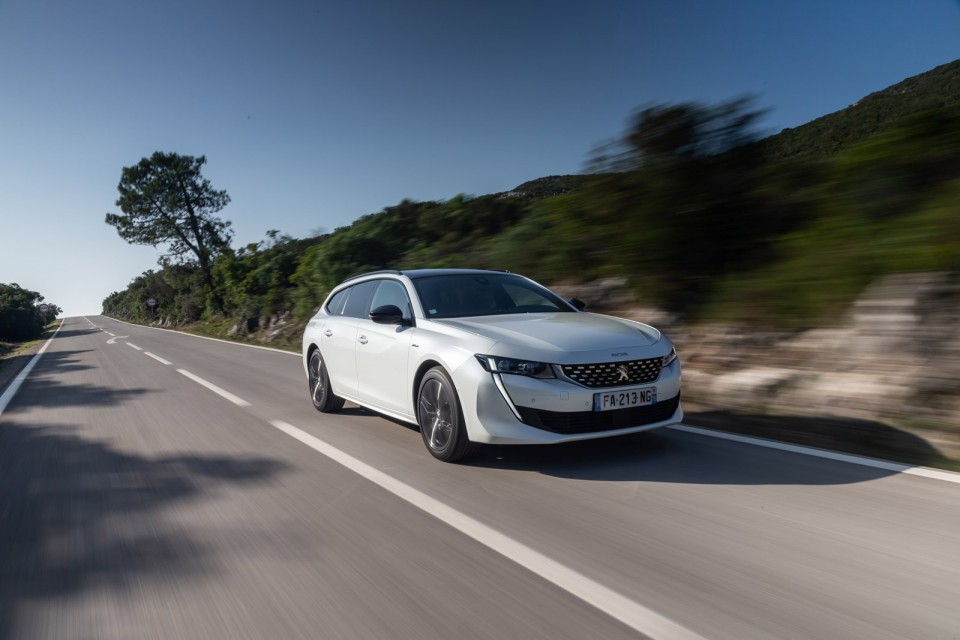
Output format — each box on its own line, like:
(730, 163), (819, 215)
(0, 320), (64, 416)
(670, 424), (960, 485)
(126, 343), (143, 351)
(144, 352), (172, 366)
(269, 419), (705, 640)
(177, 369), (251, 407)
(102, 315), (299, 356)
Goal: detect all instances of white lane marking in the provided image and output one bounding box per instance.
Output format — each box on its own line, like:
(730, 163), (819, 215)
(0, 320), (64, 416)
(269, 420), (705, 640)
(105, 332), (115, 337)
(127, 343), (143, 351)
(144, 352), (172, 365)
(671, 424), (960, 485)
(177, 369), (251, 407)
(103, 316), (298, 356)
(106, 336), (127, 345)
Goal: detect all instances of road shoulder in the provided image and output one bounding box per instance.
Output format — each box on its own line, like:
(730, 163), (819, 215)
(0, 322), (62, 395)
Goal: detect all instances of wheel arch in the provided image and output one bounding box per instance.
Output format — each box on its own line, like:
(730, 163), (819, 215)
(305, 342), (320, 375)
(411, 358), (444, 413)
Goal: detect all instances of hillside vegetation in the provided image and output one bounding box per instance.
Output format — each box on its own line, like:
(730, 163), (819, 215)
(0, 283), (60, 343)
(103, 60), (960, 337)
(761, 58), (960, 161)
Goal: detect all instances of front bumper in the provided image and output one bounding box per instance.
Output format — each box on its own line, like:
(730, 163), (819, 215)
(454, 359), (682, 445)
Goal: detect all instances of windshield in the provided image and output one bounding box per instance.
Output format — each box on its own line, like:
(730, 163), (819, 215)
(413, 274), (574, 319)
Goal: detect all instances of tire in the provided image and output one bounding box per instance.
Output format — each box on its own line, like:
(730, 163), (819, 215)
(416, 367), (479, 462)
(308, 350), (345, 413)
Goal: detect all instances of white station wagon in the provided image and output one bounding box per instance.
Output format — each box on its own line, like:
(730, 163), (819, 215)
(302, 269), (683, 461)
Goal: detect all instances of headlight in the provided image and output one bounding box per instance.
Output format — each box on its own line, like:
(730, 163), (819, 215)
(662, 347), (678, 367)
(475, 355), (556, 378)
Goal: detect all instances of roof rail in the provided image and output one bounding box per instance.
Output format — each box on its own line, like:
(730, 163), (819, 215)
(341, 269), (403, 283)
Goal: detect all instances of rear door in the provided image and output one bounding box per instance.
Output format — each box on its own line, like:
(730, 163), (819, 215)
(321, 280), (377, 398)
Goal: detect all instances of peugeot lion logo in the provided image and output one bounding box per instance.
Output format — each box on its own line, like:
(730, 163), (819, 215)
(617, 364), (630, 382)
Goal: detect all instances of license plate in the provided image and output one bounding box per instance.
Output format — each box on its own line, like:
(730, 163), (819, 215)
(593, 386), (657, 412)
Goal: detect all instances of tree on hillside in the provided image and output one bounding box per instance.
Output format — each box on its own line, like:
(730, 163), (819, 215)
(0, 283), (46, 341)
(590, 97), (767, 171)
(105, 152), (232, 309)
(582, 98), (783, 312)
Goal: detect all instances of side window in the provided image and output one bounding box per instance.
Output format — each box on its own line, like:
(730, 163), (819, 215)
(370, 280), (413, 321)
(325, 288), (349, 315)
(342, 280), (379, 319)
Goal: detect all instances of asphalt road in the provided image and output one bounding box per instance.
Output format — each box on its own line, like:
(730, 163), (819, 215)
(1, 315), (958, 639)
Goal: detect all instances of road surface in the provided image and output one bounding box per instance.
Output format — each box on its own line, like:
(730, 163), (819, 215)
(1, 316), (958, 639)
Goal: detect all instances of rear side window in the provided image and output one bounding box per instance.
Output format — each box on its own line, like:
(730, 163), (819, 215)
(325, 288), (349, 315)
(342, 280), (379, 319)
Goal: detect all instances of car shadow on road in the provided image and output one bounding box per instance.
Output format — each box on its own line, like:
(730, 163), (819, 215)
(0, 418), (288, 638)
(470, 412), (953, 485)
(337, 404), (380, 418)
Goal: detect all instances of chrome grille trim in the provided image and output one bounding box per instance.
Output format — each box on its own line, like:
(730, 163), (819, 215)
(560, 357), (663, 388)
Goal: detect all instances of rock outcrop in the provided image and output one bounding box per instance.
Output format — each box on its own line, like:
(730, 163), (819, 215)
(674, 273), (959, 433)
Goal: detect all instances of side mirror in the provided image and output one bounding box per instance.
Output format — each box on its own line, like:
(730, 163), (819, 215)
(369, 304), (408, 325)
(570, 297), (587, 311)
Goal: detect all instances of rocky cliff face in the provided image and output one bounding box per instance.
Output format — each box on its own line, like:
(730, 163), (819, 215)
(223, 310), (305, 349)
(669, 273), (960, 462)
(677, 273), (958, 424)
(557, 273), (960, 463)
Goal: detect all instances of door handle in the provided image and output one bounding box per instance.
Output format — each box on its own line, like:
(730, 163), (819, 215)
(358, 335), (368, 345)
(323, 329), (333, 337)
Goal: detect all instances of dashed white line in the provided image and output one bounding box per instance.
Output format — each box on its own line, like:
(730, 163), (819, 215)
(177, 369), (251, 407)
(104, 315), (298, 356)
(144, 352), (172, 365)
(127, 343), (143, 351)
(269, 419), (705, 640)
(671, 424), (960, 485)
(105, 331), (115, 337)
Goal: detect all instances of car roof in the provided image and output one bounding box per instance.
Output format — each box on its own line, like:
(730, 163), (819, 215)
(341, 268), (511, 283)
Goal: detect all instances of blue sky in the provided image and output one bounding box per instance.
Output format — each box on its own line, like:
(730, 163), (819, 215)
(2, 0), (959, 316)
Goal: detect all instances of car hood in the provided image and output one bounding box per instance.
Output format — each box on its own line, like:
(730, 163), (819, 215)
(432, 312), (663, 362)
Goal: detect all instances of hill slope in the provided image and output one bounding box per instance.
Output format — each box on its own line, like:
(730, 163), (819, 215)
(760, 58), (960, 161)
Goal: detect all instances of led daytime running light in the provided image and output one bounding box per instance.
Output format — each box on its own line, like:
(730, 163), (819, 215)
(475, 354), (556, 378)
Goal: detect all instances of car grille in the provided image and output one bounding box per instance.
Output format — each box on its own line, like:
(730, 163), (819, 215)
(560, 357), (664, 388)
(516, 394), (680, 435)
